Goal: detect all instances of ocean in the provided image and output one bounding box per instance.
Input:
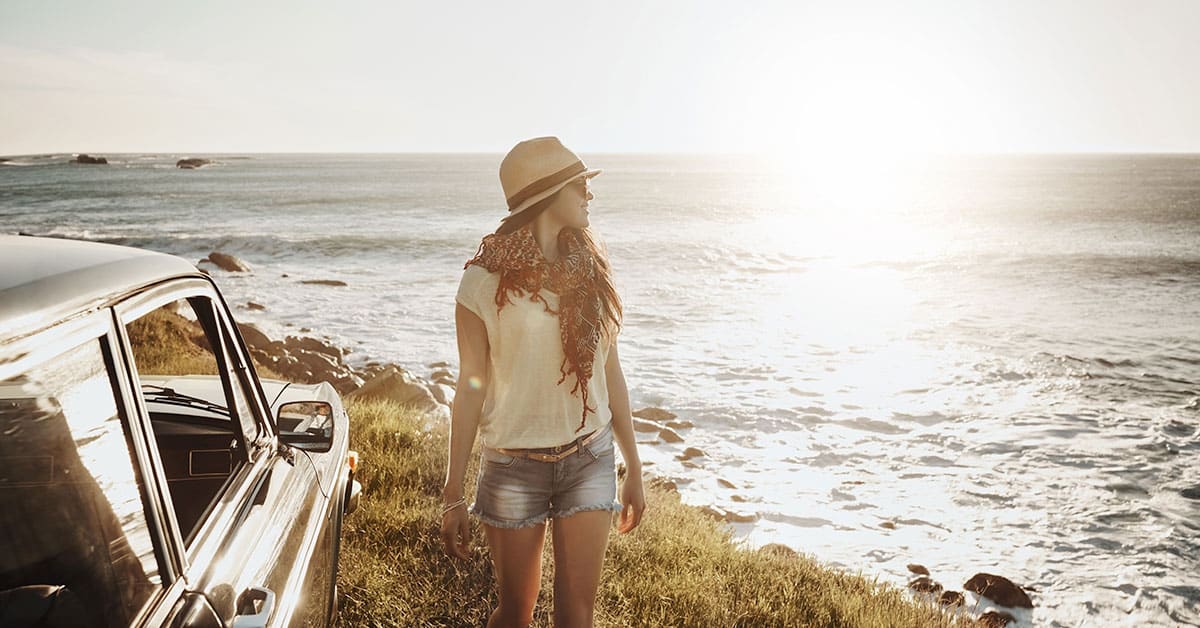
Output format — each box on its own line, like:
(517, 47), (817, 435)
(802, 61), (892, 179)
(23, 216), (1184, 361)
(3, 152), (1198, 626)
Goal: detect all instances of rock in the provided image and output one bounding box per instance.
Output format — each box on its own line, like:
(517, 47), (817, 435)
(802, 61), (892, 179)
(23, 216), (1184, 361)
(700, 505), (726, 521)
(349, 366), (440, 412)
(880, 521), (897, 530)
(71, 154), (108, 164)
(633, 407), (677, 421)
(938, 591), (965, 607)
(434, 375), (457, 387)
(429, 361), (451, 369)
(636, 438), (661, 445)
(297, 350), (341, 376)
(300, 279), (347, 287)
(1181, 486), (1200, 499)
(331, 373), (365, 395)
(907, 577), (942, 594)
(208, 251), (252, 272)
(665, 419), (694, 429)
(979, 611), (1017, 627)
(430, 382), (455, 407)
(176, 158), (212, 169)
(963, 573), (1034, 608)
(907, 564), (930, 576)
(677, 447), (706, 461)
(236, 323), (271, 351)
(731, 494), (748, 503)
(681, 460), (702, 469)
(759, 543), (797, 558)
(724, 510), (757, 523)
(281, 273), (290, 278)
(632, 418), (660, 433)
(717, 478), (737, 489)
(284, 335), (341, 359)
(299, 327), (312, 333)
(245, 301), (266, 311)
(658, 426), (684, 443)
(430, 369), (454, 381)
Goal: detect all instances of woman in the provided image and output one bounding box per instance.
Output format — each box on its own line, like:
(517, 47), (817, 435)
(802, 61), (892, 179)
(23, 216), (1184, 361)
(440, 137), (645, 628)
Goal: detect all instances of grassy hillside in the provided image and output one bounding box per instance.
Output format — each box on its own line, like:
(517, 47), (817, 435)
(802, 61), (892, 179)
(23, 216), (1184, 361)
(336, 399), (980, 627)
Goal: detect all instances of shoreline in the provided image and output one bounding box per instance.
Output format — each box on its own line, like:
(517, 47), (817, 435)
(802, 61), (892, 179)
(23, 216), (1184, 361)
(218, 286), (1017, 626)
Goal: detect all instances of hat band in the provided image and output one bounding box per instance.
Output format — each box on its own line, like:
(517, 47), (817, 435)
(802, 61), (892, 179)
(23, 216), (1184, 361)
(506, 161), (586, 211)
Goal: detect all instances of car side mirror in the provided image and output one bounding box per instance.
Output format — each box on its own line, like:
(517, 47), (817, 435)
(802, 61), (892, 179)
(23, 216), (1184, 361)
(276, 401), (334, 452)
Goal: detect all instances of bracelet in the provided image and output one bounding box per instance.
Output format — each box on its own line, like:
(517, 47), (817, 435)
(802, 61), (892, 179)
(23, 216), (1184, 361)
(440, 497), (467, 516)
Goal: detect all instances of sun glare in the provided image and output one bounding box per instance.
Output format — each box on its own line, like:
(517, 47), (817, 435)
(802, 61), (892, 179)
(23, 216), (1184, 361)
(746, 151), (945, 266)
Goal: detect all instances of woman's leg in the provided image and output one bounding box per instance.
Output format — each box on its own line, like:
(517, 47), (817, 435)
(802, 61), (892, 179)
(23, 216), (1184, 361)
(483, 522), (547, 628)
(550, 510), (611, 628)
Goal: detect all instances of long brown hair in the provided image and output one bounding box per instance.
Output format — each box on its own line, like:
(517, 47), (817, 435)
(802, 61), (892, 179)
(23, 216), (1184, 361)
(572, 226), (622, 341)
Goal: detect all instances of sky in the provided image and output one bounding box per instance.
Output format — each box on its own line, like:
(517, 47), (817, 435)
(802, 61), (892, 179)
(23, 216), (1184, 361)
(1, 0), (1199, 155)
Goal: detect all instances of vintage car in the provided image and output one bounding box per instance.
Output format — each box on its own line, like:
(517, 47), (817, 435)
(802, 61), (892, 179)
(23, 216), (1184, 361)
(0, 235), (360, 627)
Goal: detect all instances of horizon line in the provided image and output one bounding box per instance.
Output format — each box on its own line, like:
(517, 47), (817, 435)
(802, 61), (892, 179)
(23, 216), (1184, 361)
(6, 149), (1200, 158)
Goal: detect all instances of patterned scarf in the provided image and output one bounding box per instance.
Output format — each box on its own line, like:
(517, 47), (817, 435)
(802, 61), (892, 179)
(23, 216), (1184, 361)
(465, 226), (604, 432)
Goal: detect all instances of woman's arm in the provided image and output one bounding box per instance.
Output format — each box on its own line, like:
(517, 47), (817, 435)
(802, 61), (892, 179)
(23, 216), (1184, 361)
(606, 341), (646, 533)
(440, 303), (489, 559)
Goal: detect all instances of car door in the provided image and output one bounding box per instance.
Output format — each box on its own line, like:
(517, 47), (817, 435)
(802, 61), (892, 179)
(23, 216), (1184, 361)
(0, 308), (186, 628)
(113, 279), (329, 627)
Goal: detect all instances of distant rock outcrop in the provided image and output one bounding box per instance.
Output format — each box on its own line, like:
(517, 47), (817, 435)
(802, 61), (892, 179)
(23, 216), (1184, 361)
(301, 279), (349, 287)
(963, 573), (1034, 608)
(176, 158), (212, 169)
(348, 365), (440, 413)
(979, 610), (1017, 627)
(907, 576), (942, 594)
(633, 407), (677, 421)
(657, 425), (684, 443)
(72, 154), (108, 164)
(204, 252), (252, 272)
(241, 326), (364, 395)
(631, 418), (660, 433)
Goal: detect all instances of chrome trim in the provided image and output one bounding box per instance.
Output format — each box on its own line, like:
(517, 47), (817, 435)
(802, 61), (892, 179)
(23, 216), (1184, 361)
(231, 586), (276, 628)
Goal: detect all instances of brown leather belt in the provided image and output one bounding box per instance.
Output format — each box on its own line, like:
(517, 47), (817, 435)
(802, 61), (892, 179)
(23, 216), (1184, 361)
(494, 428), (604, 463)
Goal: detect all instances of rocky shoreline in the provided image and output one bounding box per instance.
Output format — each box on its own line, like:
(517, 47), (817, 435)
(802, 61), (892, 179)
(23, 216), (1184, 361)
(238, 320), (1035, 626)
(207, 249), (1034, 627)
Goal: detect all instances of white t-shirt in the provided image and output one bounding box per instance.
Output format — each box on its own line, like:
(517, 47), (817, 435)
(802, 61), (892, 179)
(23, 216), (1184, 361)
(456, 264), (613, 449)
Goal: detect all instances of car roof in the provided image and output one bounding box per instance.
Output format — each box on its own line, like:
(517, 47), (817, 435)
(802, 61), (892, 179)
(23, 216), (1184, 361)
(0, 235), (203, 341)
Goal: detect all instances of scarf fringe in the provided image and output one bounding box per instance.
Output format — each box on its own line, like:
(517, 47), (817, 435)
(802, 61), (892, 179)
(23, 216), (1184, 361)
(467, 227), (602, 431)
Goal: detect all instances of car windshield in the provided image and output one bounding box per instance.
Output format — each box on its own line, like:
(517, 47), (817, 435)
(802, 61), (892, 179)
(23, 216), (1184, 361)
(141, 384), (230, 417)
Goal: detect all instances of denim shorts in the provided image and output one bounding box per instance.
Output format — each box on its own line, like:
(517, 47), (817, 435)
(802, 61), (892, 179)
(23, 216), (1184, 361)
(470, 420), (623, 528)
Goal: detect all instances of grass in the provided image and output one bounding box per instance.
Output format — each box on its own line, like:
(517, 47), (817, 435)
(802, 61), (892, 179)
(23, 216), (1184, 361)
(336, 399), (982, 627)
(127, 306), (284, 379)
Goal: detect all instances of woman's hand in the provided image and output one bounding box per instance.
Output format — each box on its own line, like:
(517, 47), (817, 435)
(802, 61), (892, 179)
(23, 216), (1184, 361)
(440, 503), (472, 559)
(617, 470), (646, 533)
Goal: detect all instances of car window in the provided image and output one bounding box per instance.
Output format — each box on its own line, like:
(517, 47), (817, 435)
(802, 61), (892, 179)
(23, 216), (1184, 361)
(125, 296), (262, 545)
(0, 338), (163, 628)
(126, 295), (263, 441)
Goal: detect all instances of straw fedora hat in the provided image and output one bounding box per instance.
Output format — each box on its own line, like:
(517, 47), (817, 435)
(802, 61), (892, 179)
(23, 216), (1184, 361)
(498, 137), (600, 226)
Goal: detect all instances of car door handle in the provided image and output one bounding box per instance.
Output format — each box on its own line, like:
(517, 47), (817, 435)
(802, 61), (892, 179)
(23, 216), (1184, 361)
(231, 586), (276, 628)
